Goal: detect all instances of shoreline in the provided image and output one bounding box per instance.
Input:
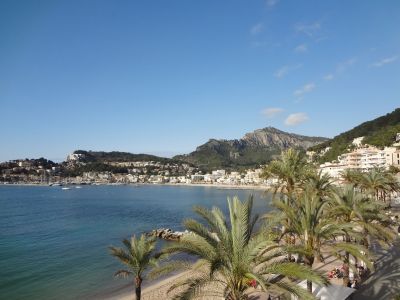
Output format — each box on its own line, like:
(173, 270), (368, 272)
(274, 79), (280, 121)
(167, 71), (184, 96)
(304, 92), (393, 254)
(106, 238), (400, 300)
(106, 270), (191, 300)
(0, 182), (268, 190)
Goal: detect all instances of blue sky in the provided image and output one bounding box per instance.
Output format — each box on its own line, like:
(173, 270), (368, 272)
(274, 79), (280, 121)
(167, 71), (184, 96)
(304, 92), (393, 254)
(0, 0), (399, 161)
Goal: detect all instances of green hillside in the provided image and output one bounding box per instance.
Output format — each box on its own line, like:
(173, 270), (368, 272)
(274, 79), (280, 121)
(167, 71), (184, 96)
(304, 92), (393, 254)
(73, 150), (173, 163)
(309, 108), (400, 163)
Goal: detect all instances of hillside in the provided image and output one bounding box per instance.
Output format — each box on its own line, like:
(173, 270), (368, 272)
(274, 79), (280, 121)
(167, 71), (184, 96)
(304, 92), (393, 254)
(70, 150), (173, 163)
(309, 108), (400, 163)
(174, 127), (328, 170)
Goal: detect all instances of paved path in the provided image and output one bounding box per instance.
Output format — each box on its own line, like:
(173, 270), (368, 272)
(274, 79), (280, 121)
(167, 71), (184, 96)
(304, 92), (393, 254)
(353, 239), (400, 300)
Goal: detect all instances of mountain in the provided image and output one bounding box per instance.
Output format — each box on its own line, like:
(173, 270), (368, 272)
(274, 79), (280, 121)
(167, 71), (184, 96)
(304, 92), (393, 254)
(309, 108), (400, 163)
(174, 127), (328, 170)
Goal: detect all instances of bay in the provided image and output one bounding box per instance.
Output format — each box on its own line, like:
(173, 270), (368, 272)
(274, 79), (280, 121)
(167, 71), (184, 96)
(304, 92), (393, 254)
(0, 185), (271, 300)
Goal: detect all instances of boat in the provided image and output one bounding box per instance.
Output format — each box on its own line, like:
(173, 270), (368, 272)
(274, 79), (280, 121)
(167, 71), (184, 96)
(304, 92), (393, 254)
(75, 186), (82, 189)
(61, 187), (71, 190)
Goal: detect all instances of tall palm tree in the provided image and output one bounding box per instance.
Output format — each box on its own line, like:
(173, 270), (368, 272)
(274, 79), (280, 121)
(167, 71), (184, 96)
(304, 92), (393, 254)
(382, 171), (400, 204)
(328, 185), (394, 249)
(160, 196), (326, 300)
(270, 189), (372, 291)
(328, 186), (395, 285)
(339, 169), (363, 187)
(304, 170), (335, 199)
(262, 149), (314, 259)
(359, 168), (389, 202)
(110, 235), (160, 300)
(262, 149), (313, 200)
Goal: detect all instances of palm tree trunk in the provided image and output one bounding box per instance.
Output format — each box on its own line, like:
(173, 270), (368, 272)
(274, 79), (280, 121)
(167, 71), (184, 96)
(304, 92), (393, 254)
(307, 280), (313, 293)
(135, 277), (142, 300)
(305, 256), (314, 293)
(342, 234), (350, 286)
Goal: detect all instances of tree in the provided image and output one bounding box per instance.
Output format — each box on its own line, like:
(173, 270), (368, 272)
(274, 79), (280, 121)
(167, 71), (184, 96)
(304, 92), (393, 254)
(262, 149), (315, 259)
(160, 196), (326, 300)
(269, 189), (372, 291)
(328, 186), (395, 285)
(110, 235), (160, 300)
(359, 168), (389, 202)
(304, 170), (335, 199)
(339, 169), (363, 187)
(329, 185), (394, 249)
(262, 149), (312, 199)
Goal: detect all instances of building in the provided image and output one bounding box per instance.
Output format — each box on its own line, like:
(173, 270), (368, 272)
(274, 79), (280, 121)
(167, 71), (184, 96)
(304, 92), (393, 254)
(352, 137), (364, 147)
(338, 146), (396, 171)
(320, 145), (400, 178)
(319, 162), (347, 179)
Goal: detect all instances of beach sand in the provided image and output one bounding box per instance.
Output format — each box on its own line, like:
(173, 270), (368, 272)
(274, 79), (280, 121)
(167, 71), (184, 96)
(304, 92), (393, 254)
(105, 244), (361, 300)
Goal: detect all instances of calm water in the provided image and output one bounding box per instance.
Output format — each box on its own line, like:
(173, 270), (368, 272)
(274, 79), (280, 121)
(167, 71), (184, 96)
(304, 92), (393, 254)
(0, 185), (270, 300)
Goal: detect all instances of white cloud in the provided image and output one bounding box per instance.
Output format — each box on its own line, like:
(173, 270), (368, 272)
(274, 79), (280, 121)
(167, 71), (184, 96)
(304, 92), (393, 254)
(294, 43), (308, 53)
(266, 0), (280, 7)
(370, 56), (398, 67)
(250, 23), (264, 35)
(274, 66), (289, 78)
(274, 64), (302, 78)
(293, 82), (315, 97)
(323, 74), (334, 80)
(323, 58), (356, 81)
(295, 22), (321, 37)
(261, 107), (284, 118)
(336, 58), (357, 73)
(285, 113), (309, 126)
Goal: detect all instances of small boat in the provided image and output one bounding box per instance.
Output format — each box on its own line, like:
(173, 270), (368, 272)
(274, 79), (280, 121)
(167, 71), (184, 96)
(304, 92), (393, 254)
(75, 186), (82, 189)
(61, 187), (71, 190)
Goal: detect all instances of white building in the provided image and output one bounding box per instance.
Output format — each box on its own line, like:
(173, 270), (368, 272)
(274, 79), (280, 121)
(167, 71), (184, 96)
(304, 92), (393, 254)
(319, 162), (347, 179)
(352, 136), (364, 147)
(320, 145), (400, 178)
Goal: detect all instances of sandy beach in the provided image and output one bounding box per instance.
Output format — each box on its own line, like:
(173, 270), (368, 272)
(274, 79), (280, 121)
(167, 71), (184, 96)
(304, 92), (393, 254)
(105, 235), (400, 300)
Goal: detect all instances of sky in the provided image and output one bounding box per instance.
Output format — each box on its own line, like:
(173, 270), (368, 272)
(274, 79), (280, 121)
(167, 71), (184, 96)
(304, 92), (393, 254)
(0, 0), (399, 161)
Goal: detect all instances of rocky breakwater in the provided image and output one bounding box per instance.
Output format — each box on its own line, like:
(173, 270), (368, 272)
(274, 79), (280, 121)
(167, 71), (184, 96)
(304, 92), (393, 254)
(146, 228), (190, 241)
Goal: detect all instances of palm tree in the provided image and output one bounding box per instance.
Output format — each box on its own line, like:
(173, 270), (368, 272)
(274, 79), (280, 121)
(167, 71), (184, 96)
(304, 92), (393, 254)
(160, 196), (326, 300)
(339, 169), (363, 187)
(110, 235), (160, 300)
(270, 189), (372, 291)
(328, 186), (395, 285)
(304, 170), (335, 199)
(382, 171), (400, 204)
(359, 168), (388, 202)
(329, 185), (394, 249)
(262, 149), (314, 258)
(262, 149), (313, 200)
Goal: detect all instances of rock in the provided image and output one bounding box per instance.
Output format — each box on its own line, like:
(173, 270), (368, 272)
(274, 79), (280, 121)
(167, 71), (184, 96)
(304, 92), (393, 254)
(146, 228), (189, 241)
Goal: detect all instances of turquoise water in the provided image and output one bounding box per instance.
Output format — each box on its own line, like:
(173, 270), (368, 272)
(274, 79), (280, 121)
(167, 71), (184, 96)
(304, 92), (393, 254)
(0, 185), (270, 300)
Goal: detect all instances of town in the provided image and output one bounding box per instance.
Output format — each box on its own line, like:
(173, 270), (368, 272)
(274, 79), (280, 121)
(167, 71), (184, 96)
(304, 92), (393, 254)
(1, 132), (400, 187)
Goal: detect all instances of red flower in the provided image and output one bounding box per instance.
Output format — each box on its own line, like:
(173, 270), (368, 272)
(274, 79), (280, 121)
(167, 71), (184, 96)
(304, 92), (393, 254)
(249, 279), (257, 287)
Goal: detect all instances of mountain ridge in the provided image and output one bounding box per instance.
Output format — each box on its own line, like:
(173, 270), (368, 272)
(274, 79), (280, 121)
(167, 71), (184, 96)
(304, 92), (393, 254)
(174, 126), (328, 170)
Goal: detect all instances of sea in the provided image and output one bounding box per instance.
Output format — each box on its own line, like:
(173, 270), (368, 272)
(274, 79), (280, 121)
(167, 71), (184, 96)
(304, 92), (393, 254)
(0, 184), (271, 300)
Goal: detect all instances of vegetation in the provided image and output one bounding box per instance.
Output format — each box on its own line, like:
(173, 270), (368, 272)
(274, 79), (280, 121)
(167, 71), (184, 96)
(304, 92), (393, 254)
(339, 168), (400, 203)
(109, 148), (399, 299)
(110, 235), (163, 300)
(262, 150), (397, 292)
(73, 150), (175, 163)
(159, 196), (326, 300)
(309, 108), (400, 163)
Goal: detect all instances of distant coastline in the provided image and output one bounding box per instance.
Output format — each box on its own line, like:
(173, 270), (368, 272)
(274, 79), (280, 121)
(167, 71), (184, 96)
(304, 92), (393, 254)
(0, 181), (268, 191)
